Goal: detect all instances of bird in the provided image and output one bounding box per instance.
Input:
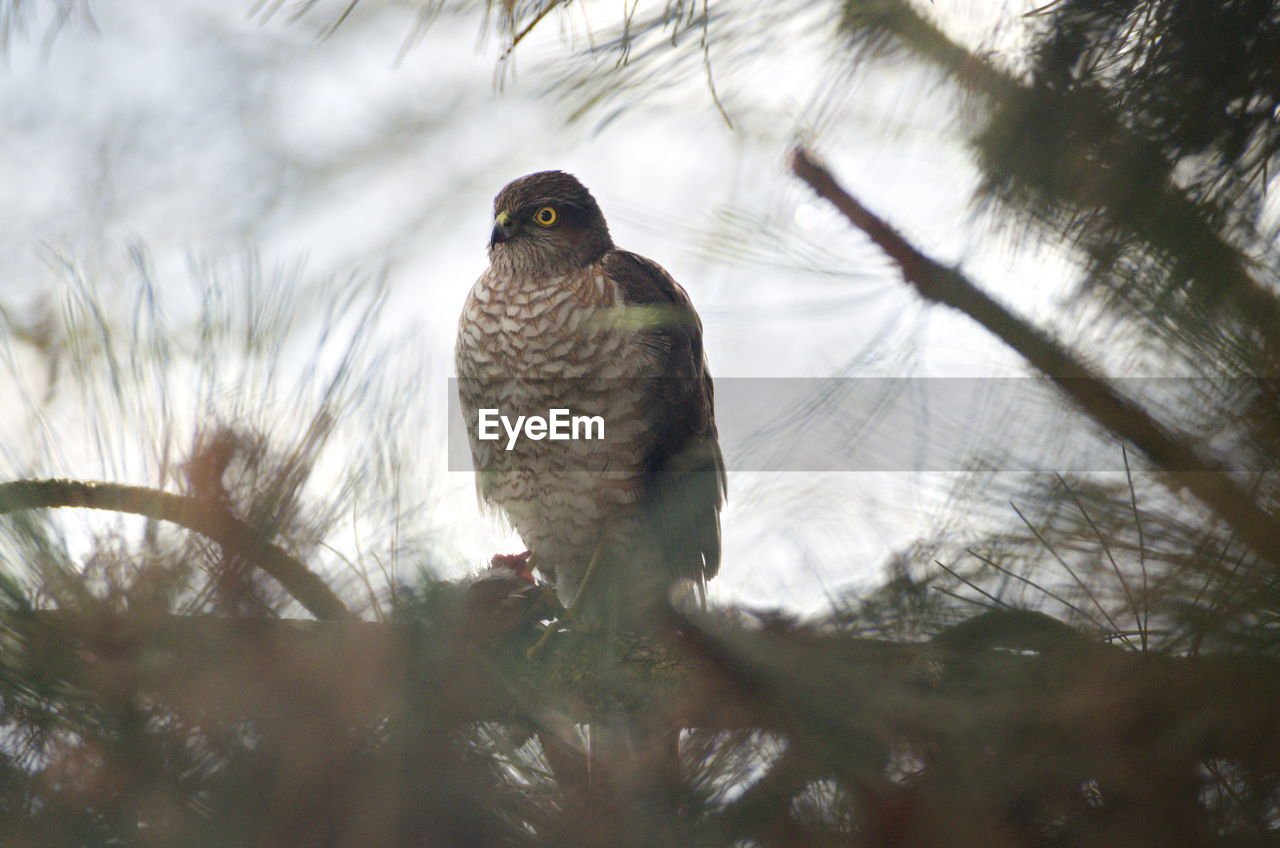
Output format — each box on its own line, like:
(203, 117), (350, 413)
(455, 170), (724, 629)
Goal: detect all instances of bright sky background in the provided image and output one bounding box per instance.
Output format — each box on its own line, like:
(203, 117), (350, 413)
(0, 0), (1085, 614)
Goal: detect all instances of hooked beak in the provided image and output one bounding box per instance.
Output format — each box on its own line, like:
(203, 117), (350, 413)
(489, 210), (515, 246)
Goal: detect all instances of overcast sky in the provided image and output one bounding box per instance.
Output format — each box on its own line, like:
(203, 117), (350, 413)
(0, 0), (1086, 613)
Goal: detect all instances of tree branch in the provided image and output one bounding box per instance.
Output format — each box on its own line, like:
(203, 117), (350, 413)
(839, 0), (1280, 370)
(15, 606), (1280, 777)
(0, 478), (355, 622)
(790, 147), (1280, 571)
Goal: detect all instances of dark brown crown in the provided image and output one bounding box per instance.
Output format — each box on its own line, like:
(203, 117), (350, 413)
(493, 171), (604, 221)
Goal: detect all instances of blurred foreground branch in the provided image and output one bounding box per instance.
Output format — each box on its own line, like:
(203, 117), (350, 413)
(790, 147), (1280, 572)
(4, 473), (1280, 843)
(11, 602), (1280, 763)
(841, 0), (1280, 372)
(0, 478), (354, 622)
(8, 473), (1280, 843)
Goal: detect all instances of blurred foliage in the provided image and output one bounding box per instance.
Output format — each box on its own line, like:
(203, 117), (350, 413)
(845, 0), (1280, 655)
(2, 0), (1280, 846)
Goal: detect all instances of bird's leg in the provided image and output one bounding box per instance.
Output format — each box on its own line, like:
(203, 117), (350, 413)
(563, 536), (611, 626)
(525, 538), (607, 659)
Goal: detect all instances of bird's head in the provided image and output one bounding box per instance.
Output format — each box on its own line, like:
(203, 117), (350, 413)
(488, 171), (614, 274)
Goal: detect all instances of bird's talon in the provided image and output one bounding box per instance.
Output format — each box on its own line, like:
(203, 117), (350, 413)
(525, 606), (593, 659)
(526, 620), (565, 659)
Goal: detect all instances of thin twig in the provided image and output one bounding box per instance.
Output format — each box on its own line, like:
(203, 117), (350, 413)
(699, 0), (733, 129)
(501, 0), (563, 60)
(934, 559), (1009, 609)
(932, 584), (1001, 611)
(317, 0), (360, 39)
(1055, 473), (1145, 651)
(965, 547), (1105, 631)
(1008, 500), (1136, 650)
(1121, 446), (1150, 641)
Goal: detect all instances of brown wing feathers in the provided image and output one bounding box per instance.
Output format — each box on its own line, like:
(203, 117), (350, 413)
(604, 250), (726, 586)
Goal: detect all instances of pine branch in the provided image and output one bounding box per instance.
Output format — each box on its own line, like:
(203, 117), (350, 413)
(15, 605), (1280, 774)
(839, 0), (1280, 370)
(790, 148), (1280, 571)
(0, 478), (354, 622)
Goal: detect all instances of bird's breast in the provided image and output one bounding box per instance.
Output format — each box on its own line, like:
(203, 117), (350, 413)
(456, 264), (646, 379)
(456, 263), (656, 482)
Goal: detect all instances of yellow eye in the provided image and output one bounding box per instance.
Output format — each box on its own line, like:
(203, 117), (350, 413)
(533, 206), (558, 227)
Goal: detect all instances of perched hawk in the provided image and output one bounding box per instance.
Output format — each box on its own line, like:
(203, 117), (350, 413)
(455, 171), (724, 624)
